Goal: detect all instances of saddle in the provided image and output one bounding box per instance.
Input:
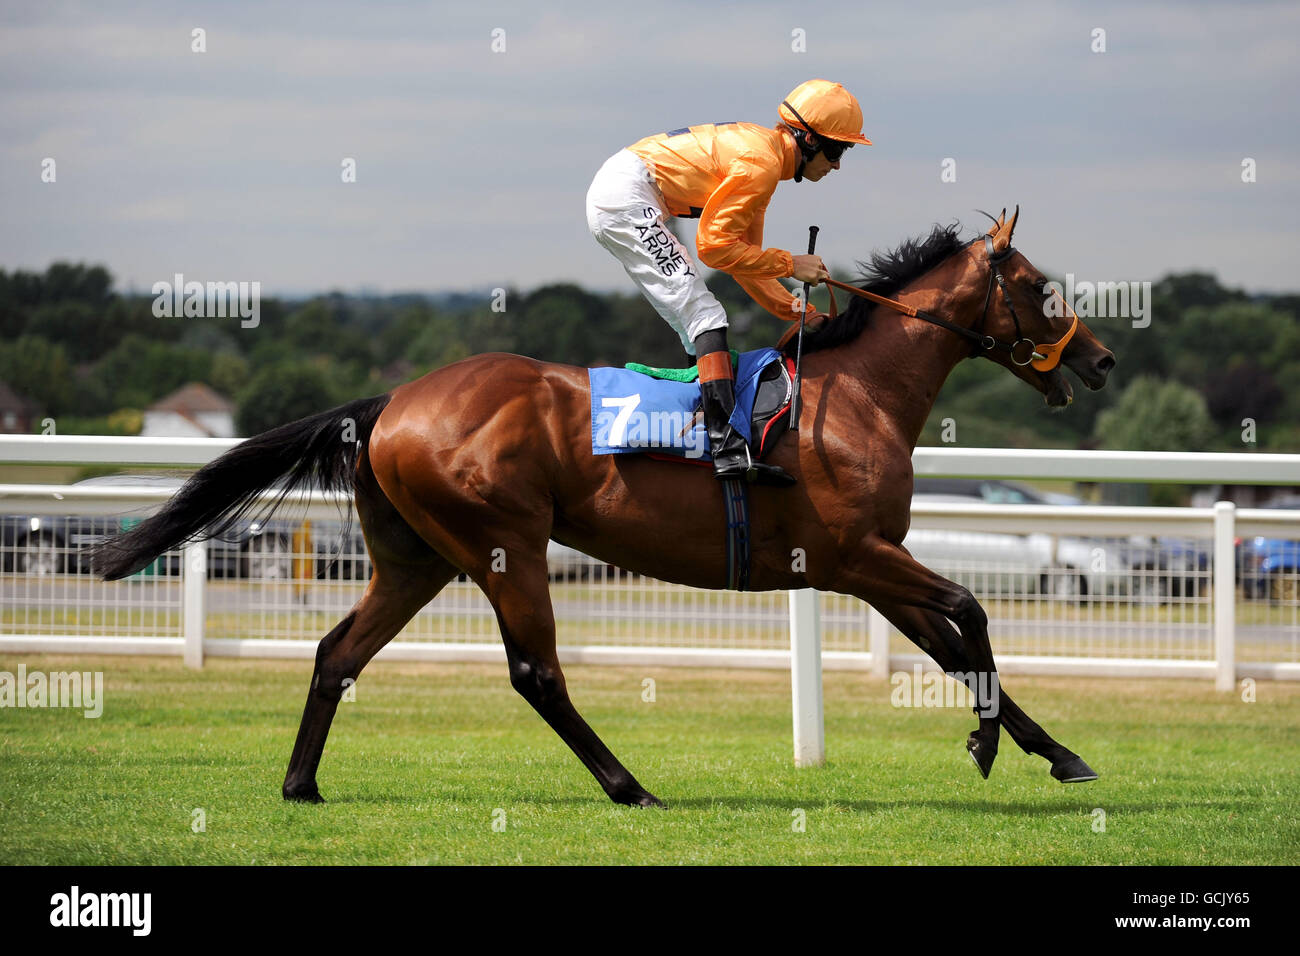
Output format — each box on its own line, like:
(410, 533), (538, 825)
(643, 355), (795, 466)
(588, 348), (795, 465)
(587, 349), (796, 593)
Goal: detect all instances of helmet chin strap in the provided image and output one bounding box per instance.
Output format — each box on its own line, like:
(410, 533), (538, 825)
(785, 124), (815, 182)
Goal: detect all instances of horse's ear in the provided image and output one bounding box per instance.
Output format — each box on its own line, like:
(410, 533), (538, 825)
(993, 205), (1019, 252)
(984, 207), (1007, 236)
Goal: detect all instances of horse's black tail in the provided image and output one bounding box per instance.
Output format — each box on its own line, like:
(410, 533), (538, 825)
(91, 394), (392, 581)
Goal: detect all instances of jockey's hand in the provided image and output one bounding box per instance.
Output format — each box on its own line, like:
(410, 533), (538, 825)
(791, 255), (829, 285)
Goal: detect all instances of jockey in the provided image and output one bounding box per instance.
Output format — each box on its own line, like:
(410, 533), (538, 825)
(586, 79), (871, 486)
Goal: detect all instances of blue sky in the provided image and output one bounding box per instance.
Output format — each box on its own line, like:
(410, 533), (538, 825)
(2, 0), (1297, 295)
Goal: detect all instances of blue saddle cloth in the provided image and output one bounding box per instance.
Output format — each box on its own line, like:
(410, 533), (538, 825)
(589, 348), (782, 460)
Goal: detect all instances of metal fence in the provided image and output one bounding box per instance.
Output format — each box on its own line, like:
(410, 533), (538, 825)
(1, 470), (1297, 684)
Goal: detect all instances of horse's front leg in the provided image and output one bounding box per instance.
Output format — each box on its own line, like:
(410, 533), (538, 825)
(836, 535), (1004, 776)
(872, 597), (1098, 783)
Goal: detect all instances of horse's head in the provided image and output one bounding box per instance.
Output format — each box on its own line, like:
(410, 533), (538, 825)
(968, 207), (1115, 406)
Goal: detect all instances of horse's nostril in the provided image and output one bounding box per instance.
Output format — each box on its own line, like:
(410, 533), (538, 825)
(1096, 354), (1115, 376)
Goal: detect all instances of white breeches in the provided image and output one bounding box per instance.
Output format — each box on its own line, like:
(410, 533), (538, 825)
(586, 149), (728, 356)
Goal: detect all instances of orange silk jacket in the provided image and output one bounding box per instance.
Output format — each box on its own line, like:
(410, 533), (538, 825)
(626, 122), (812, 322)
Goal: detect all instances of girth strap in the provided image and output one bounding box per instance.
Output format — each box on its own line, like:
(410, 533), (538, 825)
(722, 478), (751, 591)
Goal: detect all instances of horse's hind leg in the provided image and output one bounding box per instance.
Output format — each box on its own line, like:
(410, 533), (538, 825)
(282, 557), (455, 801)
(482, 552), (663, 807)
(362, 407), (657, 805)
(873, 599), (1098, 783)
(283, 445), (456, 802)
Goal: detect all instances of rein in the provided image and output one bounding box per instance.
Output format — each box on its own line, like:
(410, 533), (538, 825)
(816, 238), (1079, 372)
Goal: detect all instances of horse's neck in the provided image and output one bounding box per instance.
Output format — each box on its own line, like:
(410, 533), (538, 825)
(833, 260), (983, 449)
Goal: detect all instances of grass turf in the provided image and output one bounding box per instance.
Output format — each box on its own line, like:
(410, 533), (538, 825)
(1, 654), (1297, 865)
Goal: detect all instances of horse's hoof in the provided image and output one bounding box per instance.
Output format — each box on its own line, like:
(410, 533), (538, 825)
(966, 735), (997, 779)
(1051, 755), (1099, 783)
(283, 784), (325, 803)
(613, 789), (666, 808)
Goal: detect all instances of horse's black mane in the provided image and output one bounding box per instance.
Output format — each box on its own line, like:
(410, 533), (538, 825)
(785, 221), (969, 355)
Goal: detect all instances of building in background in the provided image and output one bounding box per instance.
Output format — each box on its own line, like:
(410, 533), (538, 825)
(141, 383), (236, 438)
(0, 382), (39, 434)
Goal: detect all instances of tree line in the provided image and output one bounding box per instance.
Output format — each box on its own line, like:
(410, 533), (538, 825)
(1, 262), (1297, 453)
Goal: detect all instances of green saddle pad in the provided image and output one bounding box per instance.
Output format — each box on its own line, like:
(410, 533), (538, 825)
(624, 349), (740, 382)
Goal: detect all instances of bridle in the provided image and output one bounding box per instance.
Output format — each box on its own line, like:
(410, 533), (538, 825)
(818, 236), (1079, 372)
(974, 235), (1078, 369)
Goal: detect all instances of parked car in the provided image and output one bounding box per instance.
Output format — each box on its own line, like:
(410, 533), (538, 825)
(1239, 497), (1300, 601)
(1, 474), (310, 580)
(904, 494), (1052, 597)
(908, 479), (1129, 598)
(546, 540), (614, 580)
(1018, 483), (1211, 604)
(1, 474), (619, 584)
(1121, 536), (1211, 604)
(2, 475), (180, 576)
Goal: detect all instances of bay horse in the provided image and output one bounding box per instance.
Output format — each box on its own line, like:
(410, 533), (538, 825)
(93, 208), (1114, 807)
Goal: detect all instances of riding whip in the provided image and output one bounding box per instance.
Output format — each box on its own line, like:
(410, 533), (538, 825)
(789, 225), (818, 431)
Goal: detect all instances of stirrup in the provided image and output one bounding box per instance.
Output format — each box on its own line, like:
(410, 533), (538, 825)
(712, 436), (795, 487)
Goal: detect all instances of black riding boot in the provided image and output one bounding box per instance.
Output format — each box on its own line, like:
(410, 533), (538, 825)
(695, 350), (796, 487)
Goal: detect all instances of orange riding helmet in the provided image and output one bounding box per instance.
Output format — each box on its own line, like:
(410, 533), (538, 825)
(778, 79), (872, 179)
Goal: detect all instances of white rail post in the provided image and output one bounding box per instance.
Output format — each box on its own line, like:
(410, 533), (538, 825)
(788, 588), (825, 767)
(868, 605), (891, 678)
(182, 540), (207, 669)
(1213, 501), (1236, 692)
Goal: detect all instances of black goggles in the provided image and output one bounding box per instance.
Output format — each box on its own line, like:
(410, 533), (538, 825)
(816, 137), (850, 162)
